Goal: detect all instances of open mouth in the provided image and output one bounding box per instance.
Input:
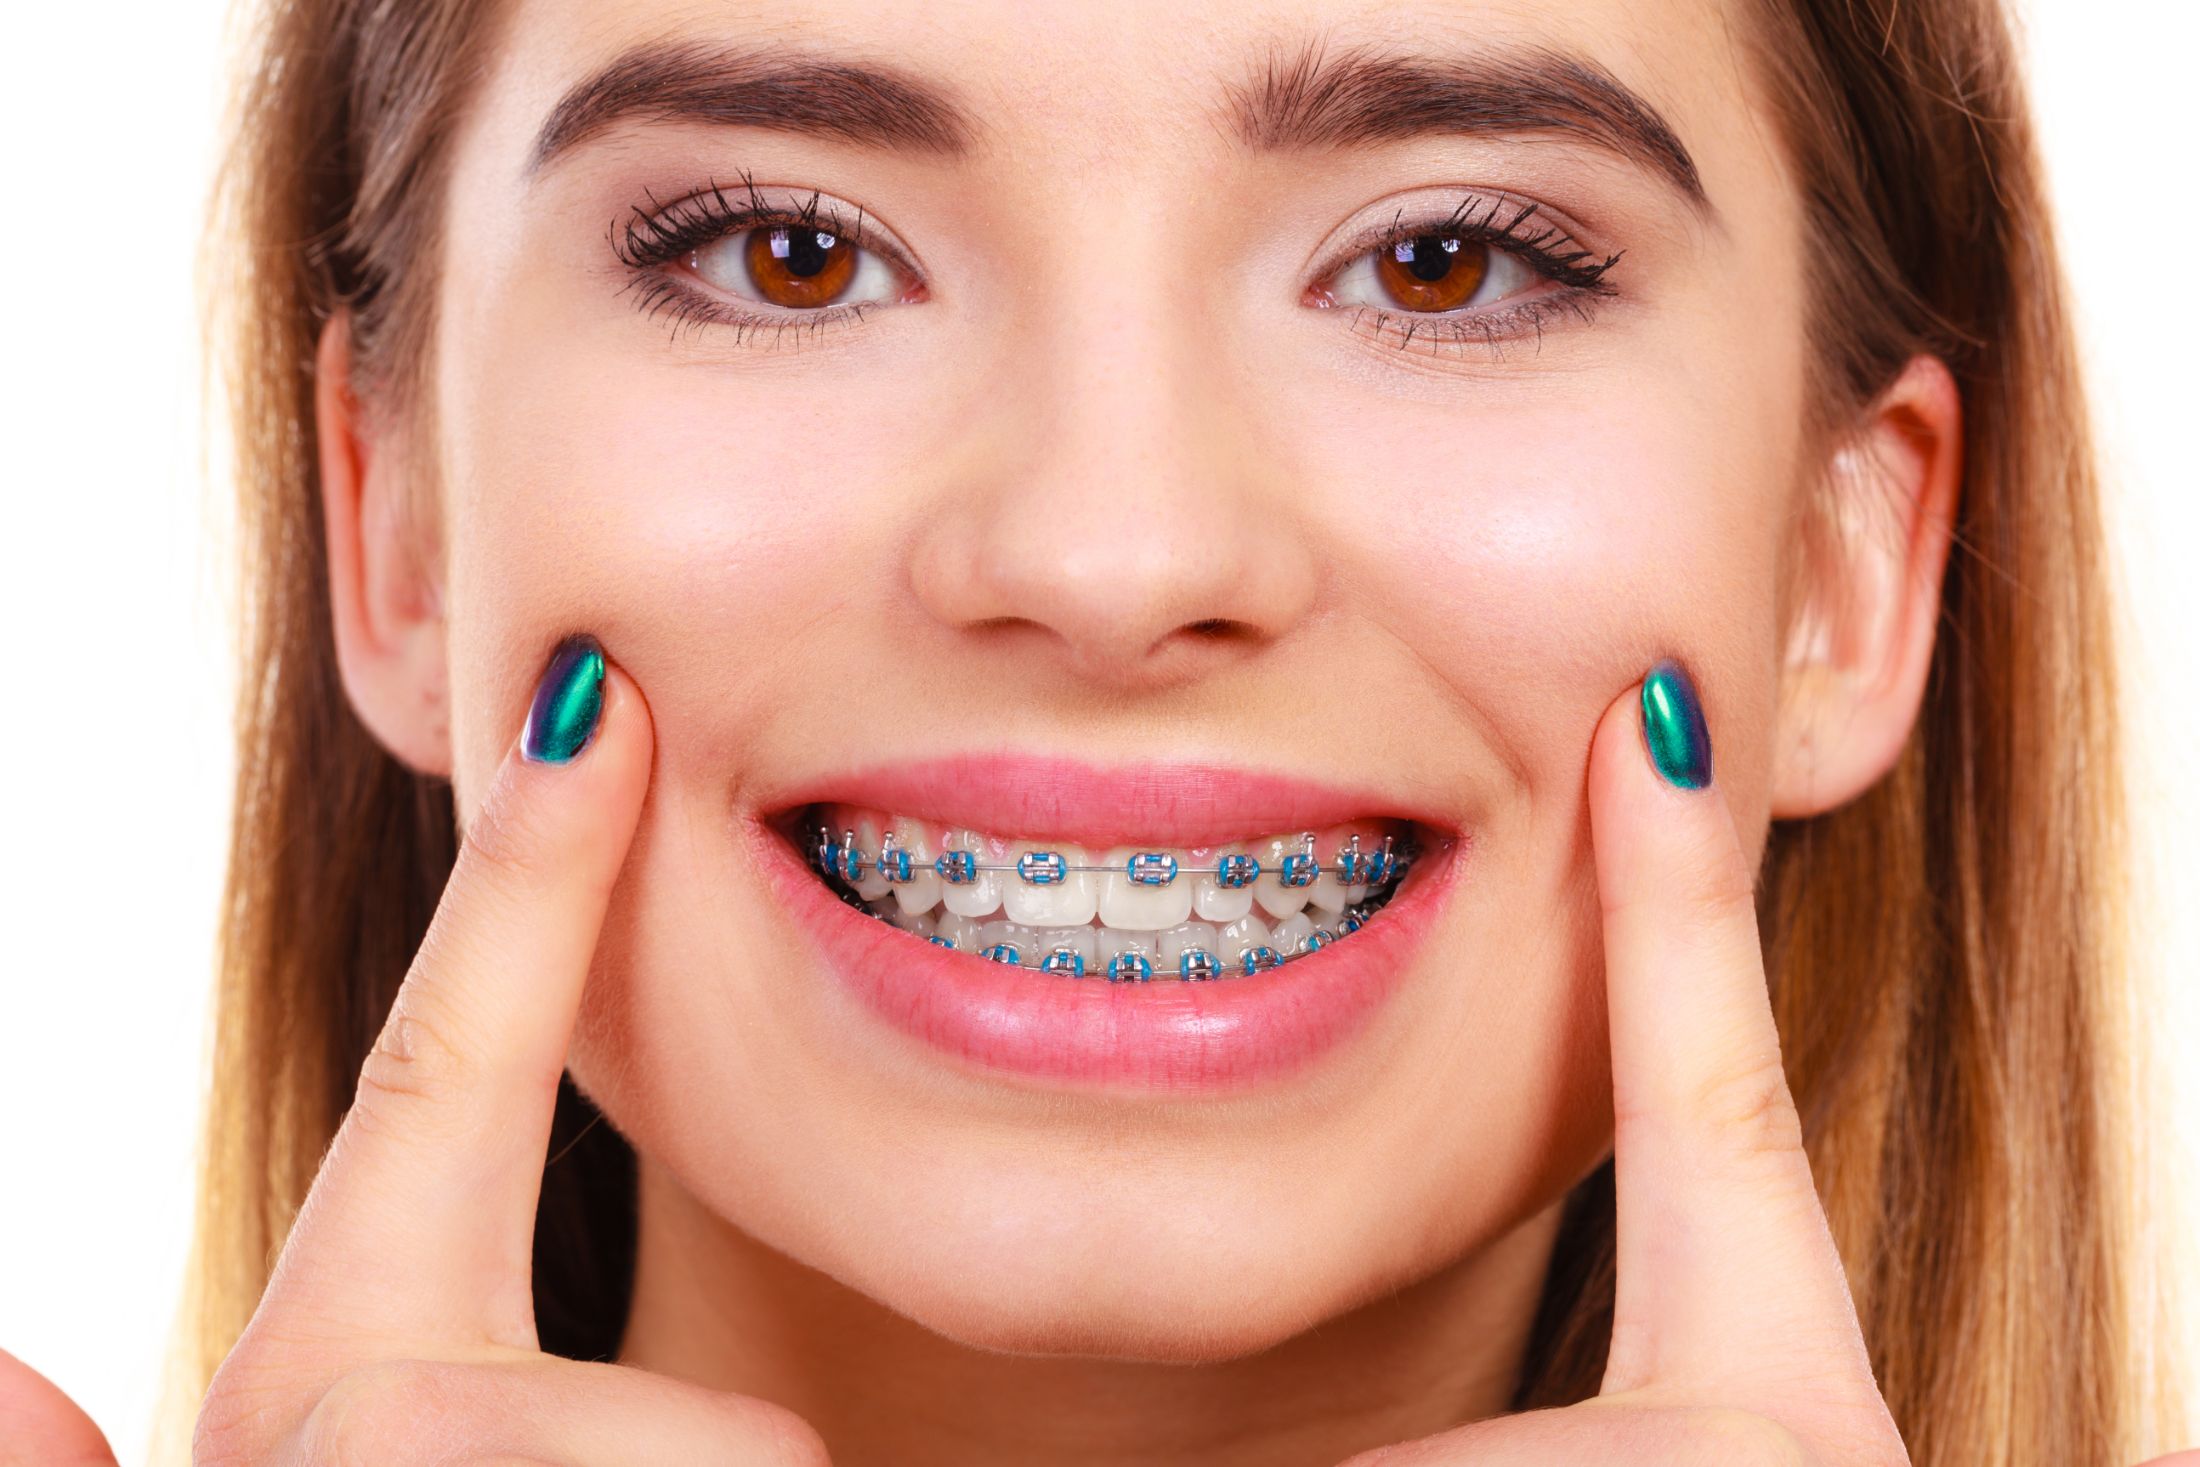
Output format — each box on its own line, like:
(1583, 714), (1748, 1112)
(748, 755), (1464, 1087)
(781, 804), (1424, 982)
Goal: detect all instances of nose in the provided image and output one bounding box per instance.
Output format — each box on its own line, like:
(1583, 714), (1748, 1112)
(907, 285), (1323, 692)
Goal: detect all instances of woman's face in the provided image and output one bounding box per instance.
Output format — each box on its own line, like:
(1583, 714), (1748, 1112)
(409, 0), (1811, 1359)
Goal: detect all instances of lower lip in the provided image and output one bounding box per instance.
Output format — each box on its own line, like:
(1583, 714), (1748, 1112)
(747, 819), (1466, 1092)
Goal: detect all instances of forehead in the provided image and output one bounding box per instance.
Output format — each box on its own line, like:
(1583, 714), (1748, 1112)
(471, 0), (1769, 233)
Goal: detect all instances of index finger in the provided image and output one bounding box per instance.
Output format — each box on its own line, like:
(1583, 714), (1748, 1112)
(1589, 659), (1871, 1394)
(252, 632), (652, 1351)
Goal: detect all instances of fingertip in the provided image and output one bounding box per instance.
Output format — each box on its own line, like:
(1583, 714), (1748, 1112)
(588, 657), (656, 790)
(1640, 657), (1713, 791)
(0, 1347), (118, 1466)
(512, 634), (653, 786)
(464, 638), (655, 882)
(521, 632), (608, 765)
(1588, 662), (1752, 924)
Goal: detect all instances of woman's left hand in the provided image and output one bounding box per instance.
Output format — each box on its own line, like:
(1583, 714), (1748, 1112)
(1339, 673), (2197, 1467)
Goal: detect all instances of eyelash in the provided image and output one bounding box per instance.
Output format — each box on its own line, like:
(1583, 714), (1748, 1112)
(608, 171), (1625, 359)
(610, 178), (908, 350)
(1314, 194), (1624, 359)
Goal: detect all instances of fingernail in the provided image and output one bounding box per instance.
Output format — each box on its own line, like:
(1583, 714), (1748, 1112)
(1640, 658), (1712, 790)
(522, 633), (606, 764)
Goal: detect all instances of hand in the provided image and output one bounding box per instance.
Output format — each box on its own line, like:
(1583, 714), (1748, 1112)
(180, 637), (829, 1465)
(1339, 663), (2199, 1467)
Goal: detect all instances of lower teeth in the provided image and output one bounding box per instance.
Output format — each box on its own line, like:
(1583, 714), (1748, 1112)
(810, 825), (1417, 982)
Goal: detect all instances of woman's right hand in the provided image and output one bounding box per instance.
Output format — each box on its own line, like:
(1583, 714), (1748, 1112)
(188, 640), (830, 1465)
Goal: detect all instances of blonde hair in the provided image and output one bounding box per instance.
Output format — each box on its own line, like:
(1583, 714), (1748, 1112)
(173, 0), (2186, 1460)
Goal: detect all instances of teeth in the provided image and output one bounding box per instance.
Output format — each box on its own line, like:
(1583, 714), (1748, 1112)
(887, 905), (938, 940)
(1309, 834), (1371, 913)
(938, 828), (1005, 919)
(1002, 840), (1100, 925)
(888, 819), (945, 915)
(1270, 912), (1315, 956)
(1096, 926), (1162, 965)
(847, 816), (894, 899)
(1250, 833), (1313, 919)
(1097, 846), (1196, 930)
(808, 805), (1418, 975)
(1157, 920), (1219, 966)
(935, 909), (985, 952)
(978, 920), (1041, 962)
(1193, 843), (1256, 922)
(1030, 925), (1097, 971)
(1217, 911), (1274, 964)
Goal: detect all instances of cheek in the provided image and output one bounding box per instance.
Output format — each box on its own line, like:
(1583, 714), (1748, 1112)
(1257, 360), (1795, 1193)
(1338, 381), (1781, 686)
(434, 310), (954, 805)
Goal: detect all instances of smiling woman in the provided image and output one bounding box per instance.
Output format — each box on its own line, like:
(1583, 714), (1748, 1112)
(20, 0), (2180, 1462)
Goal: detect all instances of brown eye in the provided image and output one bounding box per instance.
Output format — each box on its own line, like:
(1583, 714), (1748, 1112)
(689, 221), (899, 312)
(1373, 235), (1491, 312)
(744, 226), (857, 308)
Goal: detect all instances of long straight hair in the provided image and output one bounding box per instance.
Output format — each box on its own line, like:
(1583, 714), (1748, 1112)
(173, 0), (2185, 1460)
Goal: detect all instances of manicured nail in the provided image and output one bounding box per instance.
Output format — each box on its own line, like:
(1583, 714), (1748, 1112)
(1640, 658), (1712, 790)
(522, 633), (606, 764)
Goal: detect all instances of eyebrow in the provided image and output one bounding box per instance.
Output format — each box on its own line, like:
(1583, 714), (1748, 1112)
(525, 39), (977, 176)
(1223, 35), (1714, 224)
(525, 33), (1715, 226)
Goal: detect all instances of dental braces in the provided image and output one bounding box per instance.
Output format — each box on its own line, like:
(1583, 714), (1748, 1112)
(830, 878), (1394, 982)
(810, 827), (1415, 891)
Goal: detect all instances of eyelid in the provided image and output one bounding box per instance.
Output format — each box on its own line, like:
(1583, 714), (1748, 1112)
(1309, 187), (1618, 292)
(612, 176), (926, 292)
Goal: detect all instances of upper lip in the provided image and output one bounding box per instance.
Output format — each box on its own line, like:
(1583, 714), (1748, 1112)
(759, 751), (1451, 849)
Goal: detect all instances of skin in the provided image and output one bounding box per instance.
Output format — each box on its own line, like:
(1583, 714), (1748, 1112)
(15, 0), (2185, 1462)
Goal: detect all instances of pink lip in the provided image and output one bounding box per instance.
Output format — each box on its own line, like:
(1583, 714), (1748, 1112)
(744, 755), (1467, 1092)
(756, 751), (1445, 848)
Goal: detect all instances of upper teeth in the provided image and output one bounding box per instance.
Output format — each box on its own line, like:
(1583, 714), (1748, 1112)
(801, 806), (1416, 974)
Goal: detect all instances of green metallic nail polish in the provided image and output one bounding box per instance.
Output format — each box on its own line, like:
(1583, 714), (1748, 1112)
(522, 633), (606, 764)
(1641, 658), (1712, 790)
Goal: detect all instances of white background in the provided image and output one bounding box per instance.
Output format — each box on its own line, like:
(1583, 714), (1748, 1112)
(1, 2), (2193, 1461)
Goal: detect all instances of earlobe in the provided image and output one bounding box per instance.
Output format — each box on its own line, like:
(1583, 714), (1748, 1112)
(1769, 353), (1963, 819)
(316, 312), (453, 778)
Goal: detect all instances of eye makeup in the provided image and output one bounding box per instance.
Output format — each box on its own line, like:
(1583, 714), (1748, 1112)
(608, 174), (920, 348)
(1302, 191), (1623, 358)
(605, 165), (1627, 358)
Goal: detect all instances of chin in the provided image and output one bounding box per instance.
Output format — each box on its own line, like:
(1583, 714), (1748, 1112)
(792, 1175), (1444, 1364)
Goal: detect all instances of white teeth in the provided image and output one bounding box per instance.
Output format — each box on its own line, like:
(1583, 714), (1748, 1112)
(889, 819), (944, 915)
(1250, 833), (1312, 919)
(1002, 840), (1099, 925)
(1097, 845), (1195, 930)
(1217, 912), (1274, 964)
(1309, 846), (1371, 913)
(978, 919), (1041, 958)
(938, 828), (1005, 918)
(1308, 871), (1351, 914)
(849, 815), (895, 899)
(887, 906), (938, 939)
(1030, 925), (1097, 967)
(1193, 844), (1256, 922)
(815, 808), (1411, 972)
(935, 910), (985, 952)
(1096, 926), (1162, 964)
(1157, 920), (1219, 965)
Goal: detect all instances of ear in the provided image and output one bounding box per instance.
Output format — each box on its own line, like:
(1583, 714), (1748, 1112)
(1769, 352), (1963, 818)
(316, 312), (453, 778)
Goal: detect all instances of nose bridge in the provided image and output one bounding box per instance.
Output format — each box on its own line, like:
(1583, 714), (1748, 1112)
(910, 205), (1320, 684)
